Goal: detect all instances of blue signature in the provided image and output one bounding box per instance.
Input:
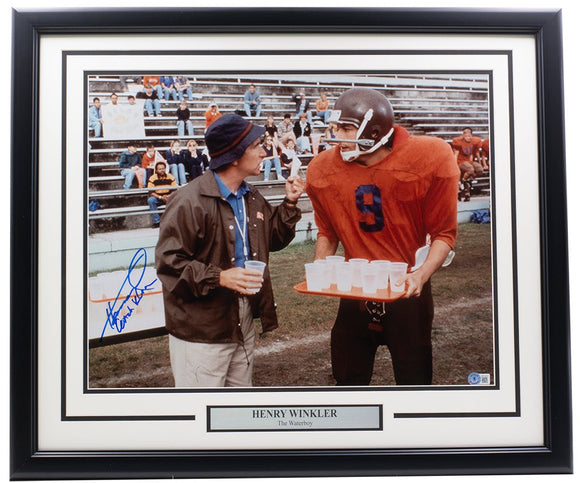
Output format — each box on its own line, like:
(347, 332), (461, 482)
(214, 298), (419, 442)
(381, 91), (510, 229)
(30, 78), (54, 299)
(101, 248), (158, 339)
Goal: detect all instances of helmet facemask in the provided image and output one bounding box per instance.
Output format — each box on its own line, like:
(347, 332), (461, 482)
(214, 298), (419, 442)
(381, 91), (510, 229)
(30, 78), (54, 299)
(328, 107), (394, 163)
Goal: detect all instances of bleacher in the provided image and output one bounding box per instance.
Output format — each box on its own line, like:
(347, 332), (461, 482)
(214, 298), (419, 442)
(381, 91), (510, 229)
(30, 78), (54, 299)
(88, 74), (490, 233)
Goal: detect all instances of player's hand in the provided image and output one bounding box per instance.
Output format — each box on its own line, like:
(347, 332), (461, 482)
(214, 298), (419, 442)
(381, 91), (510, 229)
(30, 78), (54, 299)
(397, 271), (427, 298)
(284, 176), (305, 202)
(219, 267), (264, 295)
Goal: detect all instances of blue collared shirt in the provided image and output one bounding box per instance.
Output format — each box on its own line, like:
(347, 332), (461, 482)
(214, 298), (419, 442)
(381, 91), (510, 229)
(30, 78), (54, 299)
(214, 172), (250, 267)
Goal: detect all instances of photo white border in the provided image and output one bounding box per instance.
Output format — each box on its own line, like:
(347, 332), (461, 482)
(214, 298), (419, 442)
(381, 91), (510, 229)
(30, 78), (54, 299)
(36, 32), (542, 452)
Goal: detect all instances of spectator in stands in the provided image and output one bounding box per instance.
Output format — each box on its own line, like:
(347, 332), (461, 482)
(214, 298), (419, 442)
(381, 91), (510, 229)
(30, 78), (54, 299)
(141, 144), (164, 185)
(204, 102), (222, 131)
(166, 140), (187, 186)
(160, 75), (178, 101)
(88, 97), (103, 137)
(292, 91), (312, 122)
(141, 75), (163, 99)
(109, 92), (120, 107)
(277, 113), (297, 146)
(147, 160), (177, 228)
(243, 83), (262, 118)
(155, 113), (304, 387)
(314, 92), (331, 125)
(175, 76), (193, 101)
(262, 134), (283, 181)
(136, 85), (162, 117)
(451, 127), (483, 202)
(264, 114), (279, 147)
(182, 139), (208, 181)
(119, 142), (145, 189)
(176, 100), (194, 137)
(293, 112), (312, 154)
(126, 95), (141, 114)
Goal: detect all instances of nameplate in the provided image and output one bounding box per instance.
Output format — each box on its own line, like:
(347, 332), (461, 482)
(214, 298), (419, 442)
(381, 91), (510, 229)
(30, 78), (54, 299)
(207, 405), (382, 432)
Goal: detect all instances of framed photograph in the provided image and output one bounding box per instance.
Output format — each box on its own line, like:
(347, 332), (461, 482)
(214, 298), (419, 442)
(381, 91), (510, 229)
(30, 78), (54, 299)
(10, 7), (571, 479)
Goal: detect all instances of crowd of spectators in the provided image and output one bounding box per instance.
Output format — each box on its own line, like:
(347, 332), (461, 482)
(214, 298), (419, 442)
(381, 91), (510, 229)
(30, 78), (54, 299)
(94, 77), (491, 228)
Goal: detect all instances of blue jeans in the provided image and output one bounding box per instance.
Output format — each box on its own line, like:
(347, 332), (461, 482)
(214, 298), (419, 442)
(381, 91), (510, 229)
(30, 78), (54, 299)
(177, 120), (194, 137)
(163, 87), (178, 101)
(120, 168), (135, 189)
(169, 163), (187, 185)
(178, 88), (193, 101)
(315, 110), (331, 124)
(296, 136), (311, 153)
(145, 99), (161, 116)
(148, 196), (165, 225)
(263, 157), (282, 180)
(89, 120), (102, 137)
(244, 102), (261, 117)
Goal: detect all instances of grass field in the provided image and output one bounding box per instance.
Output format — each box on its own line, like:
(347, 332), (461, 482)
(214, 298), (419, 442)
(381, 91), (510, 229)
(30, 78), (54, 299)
(89, 222), (493, 388)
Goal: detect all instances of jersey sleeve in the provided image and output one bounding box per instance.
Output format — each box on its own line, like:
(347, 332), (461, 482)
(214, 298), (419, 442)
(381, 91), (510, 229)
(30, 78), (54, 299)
(423, 142), (460, 249)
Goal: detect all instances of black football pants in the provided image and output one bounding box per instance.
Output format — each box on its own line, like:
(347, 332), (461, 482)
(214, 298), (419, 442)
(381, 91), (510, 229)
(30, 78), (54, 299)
(331, 281), (434, 386)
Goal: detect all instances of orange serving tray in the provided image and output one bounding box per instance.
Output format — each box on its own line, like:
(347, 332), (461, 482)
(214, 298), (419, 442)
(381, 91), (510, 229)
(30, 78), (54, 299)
(293, 281), (405, 302)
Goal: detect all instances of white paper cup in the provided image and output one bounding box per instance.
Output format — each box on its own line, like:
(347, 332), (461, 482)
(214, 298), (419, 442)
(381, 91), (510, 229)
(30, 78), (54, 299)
(335, 262), (353, 292)
(305, 263), (325, 291)
(389, 262), (408, 293)
(348, 258), (369, 287)
(325, 255), (345, 284)
(370, 260), (391, 289)
(244, 260), (266, 293)
(313, 259), (332, 289)
(362, 264), (379, 294)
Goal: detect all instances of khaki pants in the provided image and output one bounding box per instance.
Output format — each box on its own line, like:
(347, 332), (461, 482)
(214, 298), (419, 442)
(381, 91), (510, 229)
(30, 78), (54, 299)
(169, 297), (255, 387)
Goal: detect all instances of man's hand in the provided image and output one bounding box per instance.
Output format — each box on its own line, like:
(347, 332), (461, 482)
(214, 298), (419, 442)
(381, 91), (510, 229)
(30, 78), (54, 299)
(219, 267), (264, 295)
(396, 270), (429, 298)
(284, 176), (305, 202)
(396, 239), (452, 298)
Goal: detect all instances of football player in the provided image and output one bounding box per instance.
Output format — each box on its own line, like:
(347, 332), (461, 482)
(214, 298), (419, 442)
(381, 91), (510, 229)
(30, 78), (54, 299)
(305, 87), (460, 386)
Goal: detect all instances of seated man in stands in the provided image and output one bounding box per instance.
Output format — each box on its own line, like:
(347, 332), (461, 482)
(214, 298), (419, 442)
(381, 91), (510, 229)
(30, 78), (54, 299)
(175, 76), (193, 101)
(88, 97), (103, 138)
(243, 84), (262, 118)
(292, 91), (312, 123)
(119, 142), (145, 189)
(451, 127), (483, 202)
(160, 75), (178, 101)
(277, 113), (297, 146)
(136, 85), (162, 117)
(147, 160), (177, 228)
(176, 100), (194, 137)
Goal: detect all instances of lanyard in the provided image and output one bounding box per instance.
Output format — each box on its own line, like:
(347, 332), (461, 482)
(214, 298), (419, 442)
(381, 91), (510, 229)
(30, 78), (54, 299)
(233, 195), (248, 261)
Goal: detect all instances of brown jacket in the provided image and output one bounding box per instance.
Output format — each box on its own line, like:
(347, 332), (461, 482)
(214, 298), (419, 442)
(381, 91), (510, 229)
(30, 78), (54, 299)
(155, 171), (301, 344)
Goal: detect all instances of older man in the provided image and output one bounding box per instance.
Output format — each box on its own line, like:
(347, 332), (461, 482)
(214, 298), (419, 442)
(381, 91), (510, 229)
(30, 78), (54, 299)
(156, 113), (305, 387)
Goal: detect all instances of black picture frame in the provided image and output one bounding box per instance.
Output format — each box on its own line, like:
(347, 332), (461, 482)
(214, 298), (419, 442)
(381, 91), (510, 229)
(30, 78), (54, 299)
(10, 7), (571, 479)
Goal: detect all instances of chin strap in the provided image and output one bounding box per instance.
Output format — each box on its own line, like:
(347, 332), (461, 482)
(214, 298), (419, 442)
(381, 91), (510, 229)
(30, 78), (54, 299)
(339, 126), (394, 162)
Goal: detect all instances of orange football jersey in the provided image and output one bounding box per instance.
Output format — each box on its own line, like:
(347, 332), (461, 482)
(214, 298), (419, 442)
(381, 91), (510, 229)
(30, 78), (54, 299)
(451, 135), (482, 163)
(306, 127), (459, 265)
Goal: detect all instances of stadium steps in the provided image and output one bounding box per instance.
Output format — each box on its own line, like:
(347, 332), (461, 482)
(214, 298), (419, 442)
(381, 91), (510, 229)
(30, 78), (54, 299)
(88, 74), (490, 233)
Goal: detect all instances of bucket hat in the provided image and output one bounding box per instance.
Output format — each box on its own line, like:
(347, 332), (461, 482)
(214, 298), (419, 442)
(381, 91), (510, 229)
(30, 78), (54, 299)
(206, 113), (265, 170)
